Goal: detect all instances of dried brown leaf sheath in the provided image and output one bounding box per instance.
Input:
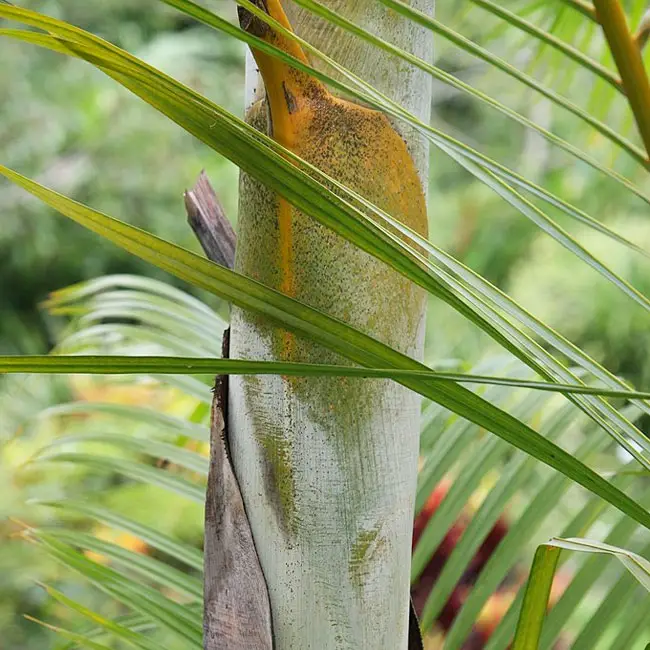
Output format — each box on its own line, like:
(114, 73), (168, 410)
(203, 331), (273, 650)
(185, 171), (236, 270)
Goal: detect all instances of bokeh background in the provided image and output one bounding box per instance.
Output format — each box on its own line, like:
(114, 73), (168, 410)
(2, 1), (650, 648)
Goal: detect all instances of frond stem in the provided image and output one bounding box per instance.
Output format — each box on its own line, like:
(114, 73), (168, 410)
(470, 0), (622, 93)
(634, 9), (650, 52)
(593, 0), (650, 162)
(559, 0), (598, 21)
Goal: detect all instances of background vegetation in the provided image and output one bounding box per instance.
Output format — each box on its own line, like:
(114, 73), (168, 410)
(2, 1), (650, 648)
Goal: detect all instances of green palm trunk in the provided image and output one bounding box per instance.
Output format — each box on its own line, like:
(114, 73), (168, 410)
(228, 1), (434, 648)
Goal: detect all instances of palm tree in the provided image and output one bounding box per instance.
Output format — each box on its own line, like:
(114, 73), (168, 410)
(228, 2), (431, 648)
(1, 1), (650, 648)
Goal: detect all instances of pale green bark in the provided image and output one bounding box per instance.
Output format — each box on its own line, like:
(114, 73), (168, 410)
(228, 2), (434, 648)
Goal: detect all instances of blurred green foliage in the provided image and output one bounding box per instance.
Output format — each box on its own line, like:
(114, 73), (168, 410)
(1, 0), (243, 355)
(0, 371), (206, 649)
(1, 3), (239, 647)
(424, 3), (650, 387)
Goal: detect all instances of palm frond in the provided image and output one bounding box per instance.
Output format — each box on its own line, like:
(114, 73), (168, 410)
(14, 277), (647, 648)
(5, 167), (648, 528)
(513, 536), (650, 648)
(3, 4), (650, 476)
(3, 0), (650, 646)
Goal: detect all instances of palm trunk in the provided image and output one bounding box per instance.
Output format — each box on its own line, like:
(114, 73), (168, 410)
(228, 2), (434, 648)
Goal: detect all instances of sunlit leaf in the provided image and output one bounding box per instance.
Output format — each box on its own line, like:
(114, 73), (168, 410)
(4, 5), (650, 471)
(3, 162), (649, 528)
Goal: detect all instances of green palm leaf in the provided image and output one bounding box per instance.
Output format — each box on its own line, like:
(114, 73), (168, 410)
(3, 164), (648, 528)
(3, 1), (650, 646)
(3, 4), (650, 472)
(513, 537), (650, 648)
(22, 279), (648, 647)
(28, 532), (202, 647)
